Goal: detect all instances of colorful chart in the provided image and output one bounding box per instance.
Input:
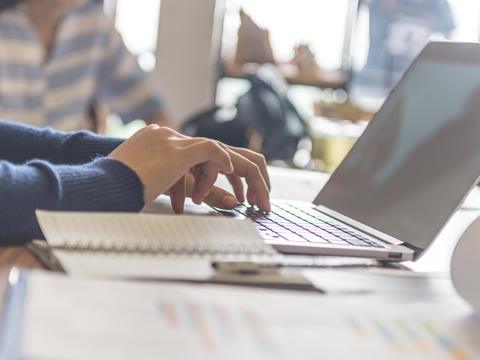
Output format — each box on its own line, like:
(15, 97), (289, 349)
(155, 299), (273, 355)
(346, 315), (472, 360)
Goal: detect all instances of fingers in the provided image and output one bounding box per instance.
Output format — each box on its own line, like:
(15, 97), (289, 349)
(203, 186), (238, 209)
(180, 140), (236, 205)
(191, 162), (219, 205)
(182, 139), (234, 175)
(176, 139), (269, 211)
(225, 174), (245, 203)
(169, 175), (186, 214)
(219, 148), (270, 212)
(246, 187), (256, 208)
(215, 144), (270, 212)
(182, 171), (238, 210)
(224, 145), (271, 191)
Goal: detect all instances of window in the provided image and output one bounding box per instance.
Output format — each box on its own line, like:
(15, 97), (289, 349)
(222, 0), (354, 72)
(114, 0), (161, 72)
(350, 0), (480, 100)
(218, 0), (358, 119)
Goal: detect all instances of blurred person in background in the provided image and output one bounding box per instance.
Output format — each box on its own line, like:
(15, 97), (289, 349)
(0, 0), (273, 243)
(0, 0), (171, 133)
(350, 0), (455, 98)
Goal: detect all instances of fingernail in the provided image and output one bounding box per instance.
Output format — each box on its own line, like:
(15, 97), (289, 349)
(221, 195), (237, 209)
(192, 194), (203, 205)
(260, 200), (271, 213)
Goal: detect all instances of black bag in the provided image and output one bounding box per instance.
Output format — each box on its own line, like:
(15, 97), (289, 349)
(182, 64), (308, 161)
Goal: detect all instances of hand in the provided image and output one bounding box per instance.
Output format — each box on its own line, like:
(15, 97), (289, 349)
(175, 149), (271, 213)
(108, 125), (270, 212)
(188, 145), (271, 212)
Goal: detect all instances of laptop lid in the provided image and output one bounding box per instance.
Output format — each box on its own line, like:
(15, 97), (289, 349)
(314, 41), (480, 251)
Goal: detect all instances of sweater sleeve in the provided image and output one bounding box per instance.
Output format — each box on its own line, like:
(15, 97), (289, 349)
(0, 119), (124, 165)
(0, 119), (145, 243)
(0, 157), (144, 244)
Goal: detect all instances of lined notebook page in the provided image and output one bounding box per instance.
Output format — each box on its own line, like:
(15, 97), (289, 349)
(36, 210), (276, 255)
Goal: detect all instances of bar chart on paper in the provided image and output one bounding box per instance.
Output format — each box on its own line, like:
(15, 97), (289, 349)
(152, 295), (478, 360)
(345, 315), (475, 360)
(155, 300), (274, 356)
(20, 273), (480, 360)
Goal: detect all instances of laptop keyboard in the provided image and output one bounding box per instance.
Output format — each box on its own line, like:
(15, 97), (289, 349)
(231, 203), (385, 248)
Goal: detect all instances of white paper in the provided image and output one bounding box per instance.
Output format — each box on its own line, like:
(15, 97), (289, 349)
(20, 271), (480, 360)
(52, 251), (216, 280)
(451, 215), (480, 314)
(49, 250), (311, 288)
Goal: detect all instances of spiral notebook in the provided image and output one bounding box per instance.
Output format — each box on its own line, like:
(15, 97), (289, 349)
(36, 210), (276, 256)
(33, 210), (316, 290)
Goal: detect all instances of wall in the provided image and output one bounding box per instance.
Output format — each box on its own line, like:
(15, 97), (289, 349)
(154, 0), (226, 129)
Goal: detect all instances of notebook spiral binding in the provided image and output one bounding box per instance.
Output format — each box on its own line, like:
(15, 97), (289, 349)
(61, 238), (278, 256)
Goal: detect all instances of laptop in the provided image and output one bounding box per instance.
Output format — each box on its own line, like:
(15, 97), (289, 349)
(212, 41), (480, 261)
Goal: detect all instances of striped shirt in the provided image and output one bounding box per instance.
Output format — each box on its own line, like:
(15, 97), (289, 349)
(0, 1), (164, 131)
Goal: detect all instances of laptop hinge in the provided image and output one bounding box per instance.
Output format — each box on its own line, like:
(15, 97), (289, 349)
(402, 242), (424, 260)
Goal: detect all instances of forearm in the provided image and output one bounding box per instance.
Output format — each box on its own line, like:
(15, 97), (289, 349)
(0, 120), (123, 165)
(0, 158), (144, 243)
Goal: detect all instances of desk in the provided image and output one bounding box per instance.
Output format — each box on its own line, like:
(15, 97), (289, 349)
(0, 247), (43, 309)
(2, 166), (480, 359)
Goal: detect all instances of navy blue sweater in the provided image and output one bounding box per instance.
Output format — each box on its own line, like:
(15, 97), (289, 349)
(0, 120), (144, 243)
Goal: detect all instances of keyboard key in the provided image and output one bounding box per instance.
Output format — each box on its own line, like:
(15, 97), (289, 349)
(286, 227), (307, 233)
(264, 224), (285, 230)
(275, 220), (293, 225)
(309, 232), (332, 238)
(329, 230), (347, 235)
(255, 219), (272, 224)
(320, 235), (341, 240)
(254, 226), (268, 231)
(338, 235), (360, 241)
(230, 203), (382, 249)
(295, 230), (314, 235)
(274, 229), (297, 234)
(303, 236), (329, 243)
(282, 234), (309, 242)
(261, 235), (279, 241)
(327, 239), (349, 245)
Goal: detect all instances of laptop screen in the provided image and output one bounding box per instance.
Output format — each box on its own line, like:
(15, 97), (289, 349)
(315, 42), (480, 250)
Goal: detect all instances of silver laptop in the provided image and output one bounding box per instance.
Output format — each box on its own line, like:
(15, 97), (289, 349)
(214, 41), (480, 261)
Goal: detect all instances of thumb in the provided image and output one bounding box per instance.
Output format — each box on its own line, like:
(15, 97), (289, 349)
(203, 186), (238, 209)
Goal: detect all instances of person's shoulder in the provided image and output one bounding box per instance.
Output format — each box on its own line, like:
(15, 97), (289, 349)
(68, 0), (110, 23)
(0, 2), (26, 24)
(72, 0), (105, 14)
(67, 1), (115, 32)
